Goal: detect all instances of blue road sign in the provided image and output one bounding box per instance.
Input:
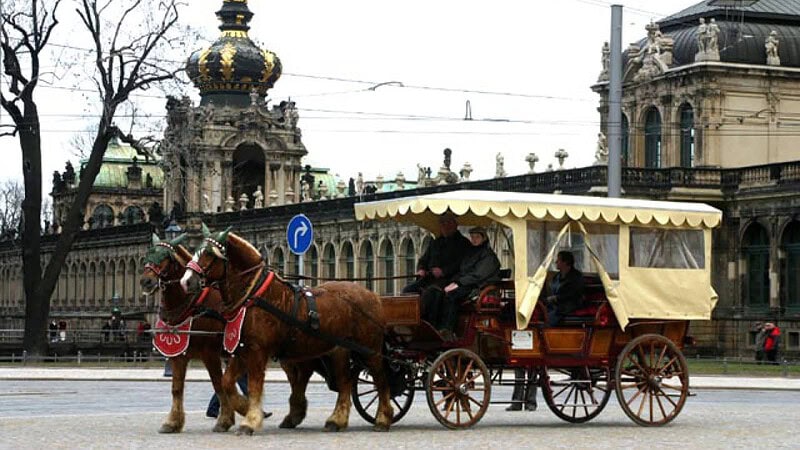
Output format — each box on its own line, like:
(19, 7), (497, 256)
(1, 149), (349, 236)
(287, 214), (313, 255)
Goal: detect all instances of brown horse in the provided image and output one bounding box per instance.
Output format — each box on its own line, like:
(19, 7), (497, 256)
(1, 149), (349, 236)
(140, 233), (251, 433)
(180, 228), (393, 434)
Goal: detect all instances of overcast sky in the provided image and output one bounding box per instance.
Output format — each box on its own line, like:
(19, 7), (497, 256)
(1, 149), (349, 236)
(0, 0), (701, 191)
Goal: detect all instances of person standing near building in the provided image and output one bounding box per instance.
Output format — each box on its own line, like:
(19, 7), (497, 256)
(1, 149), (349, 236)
(754, 322), (767, 364)
(763, 322), (781, 364)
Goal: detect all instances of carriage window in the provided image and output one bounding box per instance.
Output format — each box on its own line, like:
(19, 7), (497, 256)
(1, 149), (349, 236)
(527, 222), (618, 278)
(629, 228), (704, 269)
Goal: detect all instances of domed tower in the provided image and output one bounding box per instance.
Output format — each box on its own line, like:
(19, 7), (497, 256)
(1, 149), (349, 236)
(162, 0), (306, 217)
(186, 0), (282, 107)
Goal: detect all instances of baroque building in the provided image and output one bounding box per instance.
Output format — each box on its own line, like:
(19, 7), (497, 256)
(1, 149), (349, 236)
(51, 138), (165, 231)
(1, 0), (799, 358)
(161, 0), (306, 215)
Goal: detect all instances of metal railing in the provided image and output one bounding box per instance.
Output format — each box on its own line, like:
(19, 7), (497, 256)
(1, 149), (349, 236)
(0, 328), (153, 345)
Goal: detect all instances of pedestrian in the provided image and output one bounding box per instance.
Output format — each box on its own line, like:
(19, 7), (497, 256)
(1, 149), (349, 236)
(754, 322), (767, 364)
(507, 367), (537, 411)
(206, 372), (273, 420)
(763, 322), (781, 364)
(49, 320), (58, 343)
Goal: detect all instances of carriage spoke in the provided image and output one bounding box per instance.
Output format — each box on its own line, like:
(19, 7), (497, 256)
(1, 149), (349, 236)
(654, 343), (668, 370)
(659, 382), (685, 393)
(359, 387), (378, 396)
(363, 392), (379, 410)
(435, 392), (455, 408)
(655, 385), (679, 408)
(654, 388), (669, 419)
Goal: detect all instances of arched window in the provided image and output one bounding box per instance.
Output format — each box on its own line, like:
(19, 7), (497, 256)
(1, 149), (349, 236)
(644, 107), (662, 168)
(403, 239), (416, 285)
(361, 241), (375, 290)
(340, 242), (355, 280)
(380, 240), (395, 294)
(621, 114), (630, 167)
(323, 244), (336, 279)
(122, 206), (145, 225)
(781, 221), (800, 310)
(272, 248), (285, 274)
(306, 245), (319, 285)
(233, 144), (265, 208)
(743, 223), (770, 308)
(91, 204), (114, 229)
(679, 104), (695, 168)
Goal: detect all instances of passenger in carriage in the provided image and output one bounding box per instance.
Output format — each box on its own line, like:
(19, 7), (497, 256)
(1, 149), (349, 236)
(544, 251), (585, 327)
(402, 212), (470, 295)
(435, 226), (501, 338)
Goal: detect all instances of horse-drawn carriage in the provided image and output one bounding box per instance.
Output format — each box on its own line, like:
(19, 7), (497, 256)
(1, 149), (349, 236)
(351, 190), (721, 428)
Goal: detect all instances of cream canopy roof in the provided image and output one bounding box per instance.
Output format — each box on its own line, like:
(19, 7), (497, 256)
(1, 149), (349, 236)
(354, 190), (722, 232)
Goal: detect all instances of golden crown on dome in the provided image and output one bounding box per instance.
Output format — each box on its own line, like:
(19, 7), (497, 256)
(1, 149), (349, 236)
(186, 0), (282, 96)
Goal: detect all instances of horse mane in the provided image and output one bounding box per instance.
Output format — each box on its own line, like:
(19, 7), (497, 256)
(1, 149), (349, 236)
(228, 232), (262, 264)
(174, 245), (193, 266)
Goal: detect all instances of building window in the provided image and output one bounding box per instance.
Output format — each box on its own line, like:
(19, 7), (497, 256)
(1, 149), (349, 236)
(679, 104), (695, 168)
(341, 242), (354, 280)
(743, 223), (770, 308)
(306, 245), (319, 285)
(91, 204), (114, 229)
(361, 241), (374, 291)
(273, 248), (285, 274)
(788, 331), (800, 350)
(644, 107), (662, 168)
(621, 114), (630, 167)
(381, 240), (395, 295)
(781, 221), (800, 310)
(323, 244), (336, 279)
(122, 206), (145, 225)
(403, 239), (416, 285)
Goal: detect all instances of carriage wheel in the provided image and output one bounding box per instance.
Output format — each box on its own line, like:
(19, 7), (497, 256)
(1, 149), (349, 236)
(352, 368), (415, 425)
(541, 366), (612, 423)
(425, 349), (491, 429)
(615, 334), (689, 426)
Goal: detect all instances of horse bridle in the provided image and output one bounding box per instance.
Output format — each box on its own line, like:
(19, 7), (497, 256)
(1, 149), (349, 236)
(187, 236), (267, 307)
(186, 237), (228, 287)
(143, 242), (184, 293)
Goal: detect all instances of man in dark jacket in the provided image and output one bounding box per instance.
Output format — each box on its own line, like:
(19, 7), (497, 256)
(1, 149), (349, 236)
(436, 226), (501, 336)
(403, 213), (470, 294)
(544, 251), (585, 327)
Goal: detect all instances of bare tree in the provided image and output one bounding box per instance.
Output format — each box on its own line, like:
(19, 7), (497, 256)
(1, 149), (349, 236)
(0, 180), (24, 239)
(0, 0), (188, 355)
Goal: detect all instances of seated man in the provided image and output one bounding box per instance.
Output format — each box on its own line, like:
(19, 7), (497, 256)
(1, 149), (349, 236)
(543, 251), (585, 327)
(436, 226), (501, 337)
(403, 213), (470, 325)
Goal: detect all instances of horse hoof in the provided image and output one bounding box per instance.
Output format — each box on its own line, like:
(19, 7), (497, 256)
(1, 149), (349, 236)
(324, 421), (343, 432)
(279, 417), (296, 429)
(158, 424), (180, 434)
(236, 425), (254, 436)
(373, 423), (390, 432)
(212, 423), (231, 433)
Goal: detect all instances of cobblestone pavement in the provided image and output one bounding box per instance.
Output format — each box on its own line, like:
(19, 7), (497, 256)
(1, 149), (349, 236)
(1, 380), (799, 449)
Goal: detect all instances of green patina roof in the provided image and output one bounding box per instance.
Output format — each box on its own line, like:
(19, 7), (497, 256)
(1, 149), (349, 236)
(78, 139), (163, 189)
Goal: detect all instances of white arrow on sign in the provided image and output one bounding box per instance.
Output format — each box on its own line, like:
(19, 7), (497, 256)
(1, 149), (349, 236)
(293, 220), (309, 249)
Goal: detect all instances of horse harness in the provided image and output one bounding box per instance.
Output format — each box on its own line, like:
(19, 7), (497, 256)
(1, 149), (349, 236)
(229, 269), (377, 358)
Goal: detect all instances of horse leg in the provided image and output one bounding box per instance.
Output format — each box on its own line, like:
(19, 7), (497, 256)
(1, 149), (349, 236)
(324, 349), (353, 432)
(237, 350), (268, 435)
(200, 349), (248, 418)
(212, 355), (241, 433)
(366, 354), (393, 431)
(279, 361), (313, 429)
(158, 356), (187, 433)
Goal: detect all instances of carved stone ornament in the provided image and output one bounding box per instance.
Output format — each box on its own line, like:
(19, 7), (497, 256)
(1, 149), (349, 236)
(495, 152), (506, 178)
(766, 30), (781, 66)
(594, 133), (609, 165)
(695, 18), (720, 62)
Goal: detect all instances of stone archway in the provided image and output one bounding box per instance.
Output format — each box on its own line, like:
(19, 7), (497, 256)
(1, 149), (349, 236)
(233, 144), (265, 208)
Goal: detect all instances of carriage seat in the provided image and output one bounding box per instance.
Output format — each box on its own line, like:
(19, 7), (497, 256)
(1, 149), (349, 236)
(462, 269), (513, 314)
(558, 275), (611, 326)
